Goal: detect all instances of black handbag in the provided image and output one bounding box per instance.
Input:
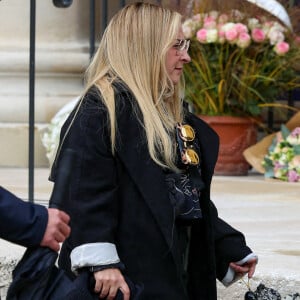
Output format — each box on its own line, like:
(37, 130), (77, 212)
(245, 283), (300, 300)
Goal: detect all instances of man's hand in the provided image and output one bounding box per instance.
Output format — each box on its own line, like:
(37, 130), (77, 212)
(40, 208), (71, 251)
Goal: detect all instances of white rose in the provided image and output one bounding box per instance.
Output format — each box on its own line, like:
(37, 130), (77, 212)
(248, 18), (260, 30)
(206, 29), (218, 43)
(268, 27), (285, 45)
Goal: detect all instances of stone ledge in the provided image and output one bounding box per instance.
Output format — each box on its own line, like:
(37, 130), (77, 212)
(0, 49), (89, 74)
(0, 240), (25, 299)
(0, 123), (48, 167)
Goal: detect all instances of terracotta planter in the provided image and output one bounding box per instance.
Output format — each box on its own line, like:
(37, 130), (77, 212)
(200, 115), (257, 176)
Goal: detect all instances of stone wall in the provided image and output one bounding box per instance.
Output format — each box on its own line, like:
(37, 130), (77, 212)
(0, 0), (90, 167)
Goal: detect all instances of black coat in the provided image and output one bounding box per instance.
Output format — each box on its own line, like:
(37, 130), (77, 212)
(51, 85), (252, 300)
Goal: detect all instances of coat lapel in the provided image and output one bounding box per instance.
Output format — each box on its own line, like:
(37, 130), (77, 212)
(115, 96), (176, 256)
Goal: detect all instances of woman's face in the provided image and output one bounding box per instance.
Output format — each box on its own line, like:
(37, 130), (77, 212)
(165, 28), (191, 84)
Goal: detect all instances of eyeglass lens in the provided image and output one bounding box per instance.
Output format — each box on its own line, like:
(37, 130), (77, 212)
(175, 39), (190, 52)
(178, 124), (195, 142)
(182, 148), (199, 165)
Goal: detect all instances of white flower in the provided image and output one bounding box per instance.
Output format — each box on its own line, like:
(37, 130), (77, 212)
(182, 18), (197, 39)
(221, 22), (236, 32)
(41, 98), (78, 166)
(268, 27), (285, 45)
(272, 21), (287, 33)
(206, 29), (218, 43)
(248, 18), (260, 30)
(287, 135), (300, 145)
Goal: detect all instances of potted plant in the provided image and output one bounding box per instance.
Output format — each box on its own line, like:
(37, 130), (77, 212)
(182, 1), (300, 175)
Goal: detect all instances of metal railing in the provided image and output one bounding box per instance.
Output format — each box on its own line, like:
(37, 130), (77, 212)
(29, 0), (36, 202)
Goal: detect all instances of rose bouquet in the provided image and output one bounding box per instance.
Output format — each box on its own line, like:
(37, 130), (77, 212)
(182, 8), (300, 117)
(262, 125), (300, 182)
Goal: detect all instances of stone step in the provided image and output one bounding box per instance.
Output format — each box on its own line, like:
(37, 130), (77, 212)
(0, 122), (49, 167)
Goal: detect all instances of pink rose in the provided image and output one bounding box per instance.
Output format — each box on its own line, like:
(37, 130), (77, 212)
(218, 13), (229, 24)
(291, 127), (300, 136)
(274, 41), (289, 55)
(287, 127), (300, 144)
(234, 23), (248, 34)
(236, 32), (251, 48)
(197, 29), (207, 43)
(204, 15), (216, 23)
(203, 19), (217, 29)
(274, 161), (283, 169)
(225, 28), (238, 42)
(203, 16), (217, 29)
(288, 170), (300, 182)
(251, 28), (266, 42)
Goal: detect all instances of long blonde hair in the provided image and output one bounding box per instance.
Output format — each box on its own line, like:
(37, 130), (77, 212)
(84, 2), (185, 171)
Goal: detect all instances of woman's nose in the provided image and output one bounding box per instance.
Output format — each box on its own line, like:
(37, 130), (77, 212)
(181, 51), (191, 63)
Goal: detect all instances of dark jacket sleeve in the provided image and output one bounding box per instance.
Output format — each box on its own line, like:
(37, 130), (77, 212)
(211, 202), (253, 280)
(0, 186), (48, 247)
(51, 88), (119, 249)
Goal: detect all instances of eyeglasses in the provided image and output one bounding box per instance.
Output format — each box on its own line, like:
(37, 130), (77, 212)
(176, 123), (200, 166)
(173, 39), (190, 54)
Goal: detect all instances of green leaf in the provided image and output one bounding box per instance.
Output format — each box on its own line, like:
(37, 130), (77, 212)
(294, 145), (300, 155)
(280, 124), (291, 139)
(264, 169), (275, 178)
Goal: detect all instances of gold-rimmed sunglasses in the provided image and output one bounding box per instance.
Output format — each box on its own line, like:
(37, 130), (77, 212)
(176, 123), (200, 166)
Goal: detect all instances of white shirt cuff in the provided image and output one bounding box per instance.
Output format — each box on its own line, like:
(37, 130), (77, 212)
(70, 242), (120, 272)
(221, 253), (258, 287)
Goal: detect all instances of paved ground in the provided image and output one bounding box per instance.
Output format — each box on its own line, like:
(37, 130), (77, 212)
(1, 168), (300, 299)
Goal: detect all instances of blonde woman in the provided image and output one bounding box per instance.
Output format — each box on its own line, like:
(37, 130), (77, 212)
(51, 2), (257, 300)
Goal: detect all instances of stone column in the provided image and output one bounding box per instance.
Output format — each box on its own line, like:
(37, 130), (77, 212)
(0, 0), (90, 167)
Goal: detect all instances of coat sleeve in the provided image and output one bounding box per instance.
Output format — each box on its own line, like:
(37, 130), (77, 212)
(210, 201), (254, 283)
(51, 89), (122, 271)
(0, 186), (48, 247)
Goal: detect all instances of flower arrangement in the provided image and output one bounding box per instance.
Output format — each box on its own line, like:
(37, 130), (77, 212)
(41, 98), (78, 166)
(262, 125), (300, 182)
(182, 5), (300, 117)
